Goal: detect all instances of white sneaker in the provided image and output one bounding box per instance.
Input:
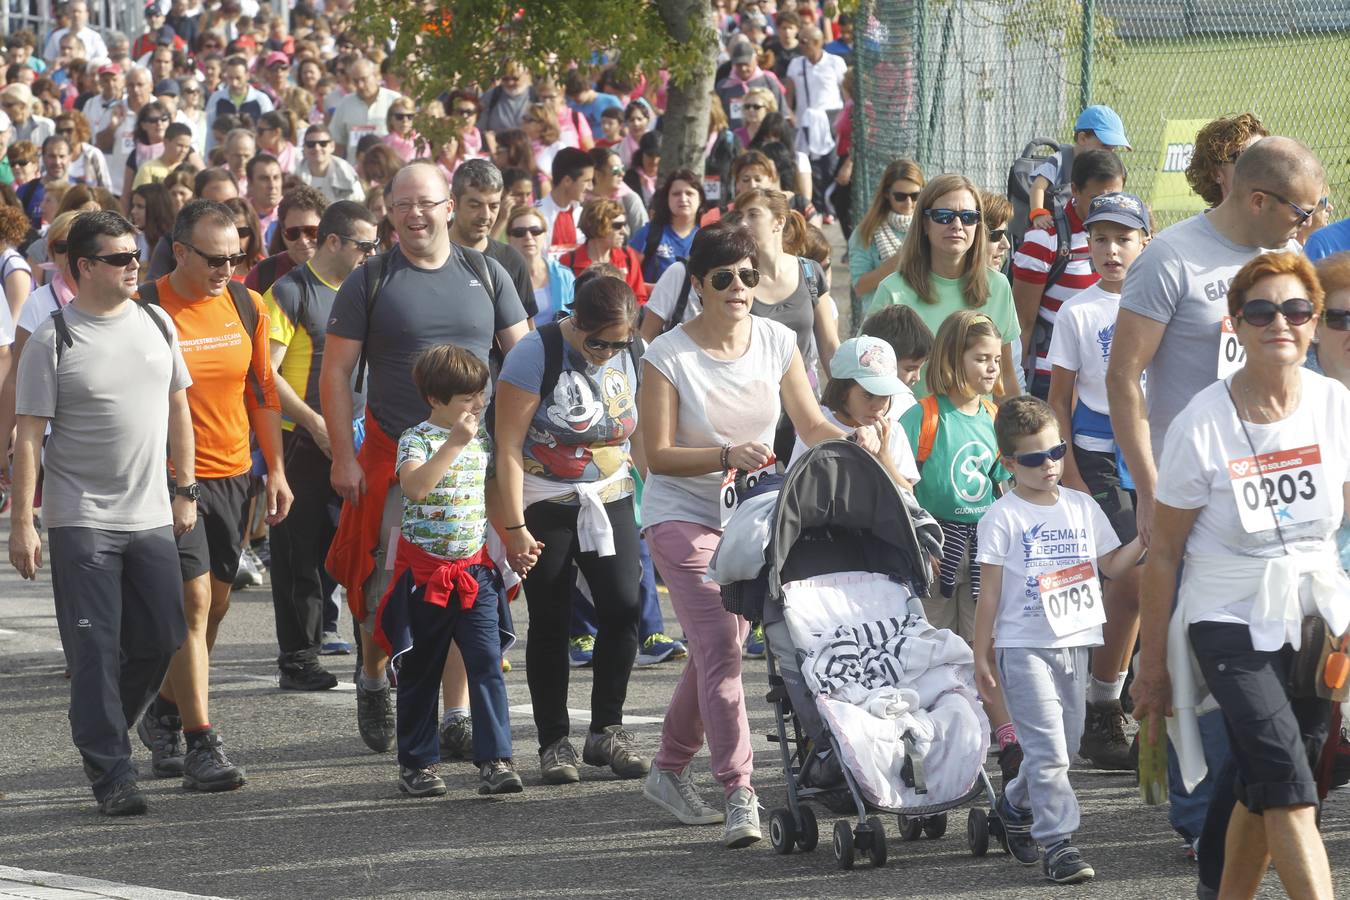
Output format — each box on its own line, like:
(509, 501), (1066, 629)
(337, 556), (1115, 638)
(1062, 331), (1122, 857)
(723, 786), (762, 848)
(643, 765), (724, 825)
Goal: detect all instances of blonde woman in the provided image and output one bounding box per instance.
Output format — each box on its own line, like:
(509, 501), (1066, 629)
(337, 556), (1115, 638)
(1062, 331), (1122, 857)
(848, 158), (924, 312)
(733, 86), (777, 148)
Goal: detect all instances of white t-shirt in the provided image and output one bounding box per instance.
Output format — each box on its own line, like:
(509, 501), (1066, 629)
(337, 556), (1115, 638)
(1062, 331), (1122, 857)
(790, 405), (919, 485)
(976, 488), (1120, 649)
(17, 281), (61, 337)
(641, 316), (796, 531)
(1046, 284), (1119, 450)
(646, 261), (701, 327)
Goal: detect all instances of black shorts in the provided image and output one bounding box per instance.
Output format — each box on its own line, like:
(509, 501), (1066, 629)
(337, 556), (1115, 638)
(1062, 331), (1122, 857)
(1190, 621), (1332, 814)
(1076, 446), (1137, 543)
(175, 472), (252, 583)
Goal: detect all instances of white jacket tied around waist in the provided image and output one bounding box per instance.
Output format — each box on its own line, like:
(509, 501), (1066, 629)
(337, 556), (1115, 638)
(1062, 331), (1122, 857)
(521, 464), (629, 557)
(1167, 548), (1350, 792)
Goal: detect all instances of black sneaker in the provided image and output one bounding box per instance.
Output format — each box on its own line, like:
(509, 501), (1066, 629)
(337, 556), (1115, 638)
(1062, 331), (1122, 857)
(998, 741), (1024, 790)
(1080, 699), (1133, 770)
(478, 759), (524, 795)
(438, 715), (473, 761)
(583, 725), (650, 779)
(1044, 841), (1094, 883)
(98, 778), (148, 816)
(994, 792), (1040, 865)
(182, 729), (246, 792)
(356, 680), (395, 753)
(279, 663), (339, 692)
(137, 708), (185, 778)
(398, 765), (447, 797)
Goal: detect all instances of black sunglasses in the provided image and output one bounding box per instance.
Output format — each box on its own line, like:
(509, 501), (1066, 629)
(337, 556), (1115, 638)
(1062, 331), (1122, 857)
(1324, 309), (1350, 332)
(508, 225), (546, 238)
(891, 190), (919, 203)
(583, 336), (633, 354)
(304, 139), (331, 148)
(181, 242), (247, 268)
(391, 112), (416, 120)
(284, 224), (319, 241)
(924, 208), (980, 226)
(742, 103), (766, 111)
(611, 219), (627, 229)
(1011, 442), (1068, 468)
(1238, 297), (1315, 327)
(51, 240), (69, 254)
(988, 228), (1007, 242)
(337, 234), (378, 254)
(708, 267), (760, 291)
(86, 249), (142, 268)
(453, 107), (477, 116)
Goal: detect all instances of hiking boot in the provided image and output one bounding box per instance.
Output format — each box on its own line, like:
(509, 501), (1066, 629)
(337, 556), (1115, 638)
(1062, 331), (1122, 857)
(1080, 699), (1133, 770)
(635, 633), (687, 667)
(356, 679), (395, 753)
(539, 737), (581, 784)
(643, 765), (724, 824)
(583, 725), (650, 779)
(994, 792), (1039, 865)
(98, 778), (148, 816)
(137, 707), (185, 778)
(742, 625), (765, 659)
(398, 765), (447, 797)
(438, 715), (473, 761)
(998, 740), (1024, 789)
(723, 786), (762, 848)
(279, 663), (338, 692)
(478, 759), (524, 795)
(569, 635), (595, 668)
(182, 729), (246, 792)
(1044, 841), (1095, 884)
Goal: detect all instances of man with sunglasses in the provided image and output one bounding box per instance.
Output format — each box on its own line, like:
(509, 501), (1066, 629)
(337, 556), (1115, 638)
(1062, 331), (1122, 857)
(135, 199), (291, 793)
(296, 123), (363, 204)
(329, 59), (401, 164)
(244, 185), (327, 294)
(264, 200), (378, 691)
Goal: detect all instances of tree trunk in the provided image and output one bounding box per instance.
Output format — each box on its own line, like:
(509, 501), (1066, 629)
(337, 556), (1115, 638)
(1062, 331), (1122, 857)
(655, 0), (715, 179)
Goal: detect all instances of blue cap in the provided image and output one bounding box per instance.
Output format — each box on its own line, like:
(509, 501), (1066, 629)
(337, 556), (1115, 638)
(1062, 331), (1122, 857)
(1084, 191), (1150, 234)
(830, 336), (907, 396)
(1074, 105), (1130, 149)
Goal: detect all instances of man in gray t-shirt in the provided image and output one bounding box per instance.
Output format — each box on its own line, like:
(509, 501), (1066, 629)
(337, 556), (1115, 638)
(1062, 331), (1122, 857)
(10, 211), (197, 816)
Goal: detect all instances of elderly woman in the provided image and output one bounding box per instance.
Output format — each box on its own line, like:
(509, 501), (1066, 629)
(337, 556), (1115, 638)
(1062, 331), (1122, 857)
(505, 204), (574, 327)
(1133, 251), (1350, 900)
(559, 199), (646, 303)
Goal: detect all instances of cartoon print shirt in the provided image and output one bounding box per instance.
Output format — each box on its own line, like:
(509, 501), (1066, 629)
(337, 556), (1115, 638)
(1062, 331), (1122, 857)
(395, 421), (491, 561)
(498, 327), (637, 505)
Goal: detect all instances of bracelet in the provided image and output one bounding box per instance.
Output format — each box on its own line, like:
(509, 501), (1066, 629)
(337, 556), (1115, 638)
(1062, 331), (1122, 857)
(504, 523), (527, 531)
(720, 443), (732, 470)
(1028, 207), (1052, 222)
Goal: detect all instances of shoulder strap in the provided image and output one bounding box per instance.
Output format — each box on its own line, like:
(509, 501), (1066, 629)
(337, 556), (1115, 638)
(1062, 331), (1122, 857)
(457, 244), (496, 302)
(353, 252), (391, 393)
(665, 268), (693, 334)
(1045, 198), (1073, 289)
(641, 224), (663, 281)
(980, 397), (998, 419)
(140, 302), (173, 348)
(799, 256), (821, 305)
(538, 320), (565, 402)
(226, 280), (266, 406)
(138, 279), (160, 307)
(916, 394), (941, 464)
(51, 308), (73, 364)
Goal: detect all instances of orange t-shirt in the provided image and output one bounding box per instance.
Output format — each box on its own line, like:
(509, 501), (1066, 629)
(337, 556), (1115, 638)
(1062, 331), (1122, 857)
(149, 275), (280, 479)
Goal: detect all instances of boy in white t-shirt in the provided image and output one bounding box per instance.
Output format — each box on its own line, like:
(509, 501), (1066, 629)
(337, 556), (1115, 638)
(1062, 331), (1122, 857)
(1045, 191), (1149, 771)
(974, 397), (1143, 884)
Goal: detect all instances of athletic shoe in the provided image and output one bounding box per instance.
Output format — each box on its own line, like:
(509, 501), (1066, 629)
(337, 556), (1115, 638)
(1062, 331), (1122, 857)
(742, 625), (765, 659)
(320, 632), (353, 655)
(356, 679), (396, 753)
(398, 765), (446, 797)
(438, 715), (473, 761)
(182, 729), (246, 792)
(232, 548), (263, 590)
(98, 778), (147, 816)
(137, 708), (185, 778)
(250, 538), (270, 569)
(635, 633), (687, 667)
(994, 791), (1039, 865)
(478, 759), (524, 795)
(582, 725), (650, 779)
(1043, 841), (1094, 884)
(279, 663), (339, 692)
(723, 786), (762, 848)
(643, 765), (724, 824)
(539, 737), (581, 784)
(1080, 699), (1133, 770)
(998, 740), (1024, 789)
(569, 635), (595, 668)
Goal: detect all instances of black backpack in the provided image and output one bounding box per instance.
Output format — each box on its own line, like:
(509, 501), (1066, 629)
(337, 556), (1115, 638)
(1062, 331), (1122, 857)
(136, 278), (267, 406)
(51, 301), (172, 363)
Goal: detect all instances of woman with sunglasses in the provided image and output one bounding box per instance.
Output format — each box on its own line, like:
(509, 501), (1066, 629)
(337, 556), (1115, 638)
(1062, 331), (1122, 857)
(731, 86), (776, 149)
(382, 97), (420, 162)
(505, 205), (574, 327)
(223, 197), (265, 281)
(493, 274), (650, 786)
(122, 101), (172, 202)
(870, 173), (1021, 398)
(256, 109), (299, 174)
(848, 158), (924, 316)
(1132, 251), (1350, 900)
(54, 110), (110, 190)
(442, 88), (485, 159)
(560, 199), (646, 304)
(587, 147), (648, 238)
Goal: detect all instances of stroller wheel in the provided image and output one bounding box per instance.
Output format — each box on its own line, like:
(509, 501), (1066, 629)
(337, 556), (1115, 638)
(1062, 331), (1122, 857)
(796, 805), (819, 852)
(923, 813), (948, 839)
(832, 820), (855, 870)
(898, 815), (924, 842)
(967, 808), (990, 857)
(769, 808), (797, 855)
(865, 816), (888, 868)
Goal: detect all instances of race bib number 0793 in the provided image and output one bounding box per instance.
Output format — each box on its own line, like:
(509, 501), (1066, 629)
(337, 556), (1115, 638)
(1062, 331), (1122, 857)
(719, 457), (776, 529)
(1037, 562), (1106, 638)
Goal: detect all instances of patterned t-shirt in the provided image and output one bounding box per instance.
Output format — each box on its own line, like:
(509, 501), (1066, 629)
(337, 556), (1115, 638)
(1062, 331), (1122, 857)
(395, 421), (490, 561)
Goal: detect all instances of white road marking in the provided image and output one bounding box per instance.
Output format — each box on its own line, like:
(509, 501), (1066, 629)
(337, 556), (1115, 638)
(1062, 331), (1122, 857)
(0, 866), (228, 900)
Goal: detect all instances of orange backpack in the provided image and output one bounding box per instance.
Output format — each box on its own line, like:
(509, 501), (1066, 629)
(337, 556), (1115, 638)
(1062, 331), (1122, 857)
(915, 394), (999, 464)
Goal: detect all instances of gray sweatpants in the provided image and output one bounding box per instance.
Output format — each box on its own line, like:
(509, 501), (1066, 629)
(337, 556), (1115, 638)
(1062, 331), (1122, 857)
(997, 645), (1089, 847)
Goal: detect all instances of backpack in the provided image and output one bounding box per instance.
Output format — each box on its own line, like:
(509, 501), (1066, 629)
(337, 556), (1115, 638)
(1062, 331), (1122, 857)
(51, 301), (172, 364)
(914, 394), (998, 466)
(662, 256), (822, 334)
(138, 278), (267, 406)
(1006, 137), (1073, 254)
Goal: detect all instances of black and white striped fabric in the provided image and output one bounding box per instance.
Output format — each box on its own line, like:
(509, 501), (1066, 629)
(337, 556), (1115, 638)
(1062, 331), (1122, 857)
(811, 613), (929, 696)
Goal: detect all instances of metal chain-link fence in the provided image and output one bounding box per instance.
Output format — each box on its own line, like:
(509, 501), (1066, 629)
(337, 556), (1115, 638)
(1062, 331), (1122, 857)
(854, 0), (1350, 228)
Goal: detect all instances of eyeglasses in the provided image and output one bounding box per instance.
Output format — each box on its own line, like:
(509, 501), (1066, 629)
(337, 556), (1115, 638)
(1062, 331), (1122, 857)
(1254, 188), (1317, 225)
(708, 267), (760, 291)
(337, 234), (379, 254)
(304, 139), (331, 148)
(453, 106), (477, 116)
(891, 190), (919, 203)
(284, 224), (319, 241)
(742, 103), (766, 111)
(1011, 442), (1067, 468)
(583, 336), (633, 354)
(141, 116), (167, 125)
(987, 228), (1007, 242)
(181, 242), (247, 268)
(924, 208), (980, 226)
(1323, 309), (1350, 332)
(391, 111), (415, 120)
(86, 249), (141, 268)
(508, 225), (546, 238)
(390, 198), (449, 216)
(1237, 297), (1315, 327)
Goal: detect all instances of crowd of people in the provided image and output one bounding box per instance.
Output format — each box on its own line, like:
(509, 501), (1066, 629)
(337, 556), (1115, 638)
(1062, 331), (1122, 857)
(1, 0), (1348, 896)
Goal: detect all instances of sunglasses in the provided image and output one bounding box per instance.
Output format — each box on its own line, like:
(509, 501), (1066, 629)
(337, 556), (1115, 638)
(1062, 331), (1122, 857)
(742, 103), (766, 111)
(708, 267), (760, 291)
(987, 228), (1007, 242)
(392, 111), (415, 120)
(181, 242), (247, 268)
(55, 126), (75, 135)
(1011, 442), (1067, 468)
(51, 239), (69, 254)
(924, 208), (980, 226)
(1324, 309), (1350, 332)
(608, 166), (624, 175)
(284, 224), (319, 241)
(508, 225), (546, 238)
(583, 336), (633, 354)
(1255, 188), (1317, 225)
(453, 107), (477, 116)
(86, 249), (142, 268)
(304, 139), (331, 148)
(1237, 297), (1315, 327)
(891, 190), (919, 203)
(611, 219), (627, 229)
(337, 234), (379, 254)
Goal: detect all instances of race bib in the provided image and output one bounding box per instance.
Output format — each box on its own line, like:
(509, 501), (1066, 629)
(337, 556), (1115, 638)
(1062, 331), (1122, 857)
(1037, 562), (1106, 638)
(1228, 444), (1331, 534)
(704, 175), (722, 201)
(1217, 316), (1246, 380)
(719, 456), (776, 529)
(729, 98), (744, 124)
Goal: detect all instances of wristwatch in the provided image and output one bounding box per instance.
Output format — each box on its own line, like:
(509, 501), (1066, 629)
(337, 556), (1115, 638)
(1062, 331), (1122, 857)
(173, 482), (202, 502)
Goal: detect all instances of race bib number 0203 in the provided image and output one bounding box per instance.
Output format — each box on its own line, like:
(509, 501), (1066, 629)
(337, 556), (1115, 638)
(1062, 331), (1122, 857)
(1227, 444), (1331, 534)
(1037, 562), (1106, 638)
(719, 457), (776, 529)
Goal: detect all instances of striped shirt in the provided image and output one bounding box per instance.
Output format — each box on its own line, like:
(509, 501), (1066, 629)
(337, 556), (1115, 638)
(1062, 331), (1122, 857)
(1011, 203), (1098, 374)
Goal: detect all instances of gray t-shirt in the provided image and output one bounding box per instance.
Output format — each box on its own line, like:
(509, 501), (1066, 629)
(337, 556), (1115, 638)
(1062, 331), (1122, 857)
(753, 257), (826, 365)
(327, 244), (526, 438)
(16, 302), (191, 530)
(478, 86), (532, 135)
(1118, 211), (1298, 460)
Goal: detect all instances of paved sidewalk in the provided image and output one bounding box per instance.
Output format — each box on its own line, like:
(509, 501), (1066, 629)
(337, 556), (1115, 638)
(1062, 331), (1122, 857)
(0, 867), (223, 900)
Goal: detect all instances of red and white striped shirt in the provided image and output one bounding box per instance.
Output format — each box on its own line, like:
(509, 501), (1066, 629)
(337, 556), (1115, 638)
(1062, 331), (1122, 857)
(1011, 203), (1098, 374)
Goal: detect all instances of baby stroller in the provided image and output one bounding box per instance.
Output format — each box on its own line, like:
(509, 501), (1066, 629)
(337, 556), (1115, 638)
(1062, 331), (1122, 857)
(712, 439), (1003, 870)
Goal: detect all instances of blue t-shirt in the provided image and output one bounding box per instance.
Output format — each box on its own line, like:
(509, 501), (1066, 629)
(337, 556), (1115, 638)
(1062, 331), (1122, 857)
(631, 223), (698, 284)
(1305, 218), (1350, 262)
(567, 93), (623, 133)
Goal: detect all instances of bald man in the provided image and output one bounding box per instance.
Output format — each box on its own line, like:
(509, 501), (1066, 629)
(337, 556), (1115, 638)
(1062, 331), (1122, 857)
(327, 59), (402, 163)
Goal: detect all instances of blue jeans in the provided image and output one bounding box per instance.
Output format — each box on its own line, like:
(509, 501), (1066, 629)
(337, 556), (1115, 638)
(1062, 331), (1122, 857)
(571, 536), (664, 640)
